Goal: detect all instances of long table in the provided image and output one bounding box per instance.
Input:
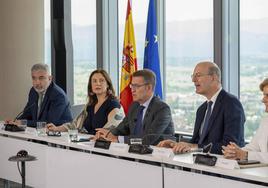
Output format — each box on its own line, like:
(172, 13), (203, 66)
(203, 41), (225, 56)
(0, 127), (267, 188)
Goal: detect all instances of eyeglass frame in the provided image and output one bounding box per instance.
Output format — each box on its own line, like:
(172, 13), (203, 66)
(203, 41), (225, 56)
(129, 83), (149, 90)
(191, 72), (214, 79)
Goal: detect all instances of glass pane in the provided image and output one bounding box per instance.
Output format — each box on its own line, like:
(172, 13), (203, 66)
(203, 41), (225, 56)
(166, 0), (213, 134)
(240, 0), (268, 140)
(71, 0), (96, 105)
(118, 0), (149, 70)
(44, 0), (51, 67)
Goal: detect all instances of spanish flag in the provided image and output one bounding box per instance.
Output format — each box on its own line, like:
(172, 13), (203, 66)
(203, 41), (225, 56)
(120, 0), (137, 114)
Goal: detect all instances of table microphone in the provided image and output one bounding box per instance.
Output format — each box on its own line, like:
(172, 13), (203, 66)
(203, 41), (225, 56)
(4, 102), (35, 132)
(193, 143), (217, 166)
(128, 134), (176, 155)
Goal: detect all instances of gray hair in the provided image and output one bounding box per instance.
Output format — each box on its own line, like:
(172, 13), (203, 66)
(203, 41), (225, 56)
(31, 63), (51, 75)
(208, 63), (221, 81)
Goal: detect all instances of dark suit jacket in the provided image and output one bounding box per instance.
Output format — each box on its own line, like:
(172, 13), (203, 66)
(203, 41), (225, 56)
(190, 89), (245, 154)
(19, 82), (72, 127)
(111, 96), (175, 145)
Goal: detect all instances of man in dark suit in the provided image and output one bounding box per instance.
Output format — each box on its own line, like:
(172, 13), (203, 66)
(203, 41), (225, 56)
(158, 61), (245, 154)
(18, 64), (72, 127)
(96, 69), (174, 145)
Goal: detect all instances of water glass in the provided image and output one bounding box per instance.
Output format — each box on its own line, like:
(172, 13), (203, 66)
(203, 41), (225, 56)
(20, 119), (27, 129)
(36, 122), (46, 136)
(68, 129), (78, 142)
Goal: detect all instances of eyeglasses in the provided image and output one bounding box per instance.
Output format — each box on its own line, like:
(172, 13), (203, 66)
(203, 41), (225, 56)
(129, 83), (148, 89)
(191, 73), (213, 79)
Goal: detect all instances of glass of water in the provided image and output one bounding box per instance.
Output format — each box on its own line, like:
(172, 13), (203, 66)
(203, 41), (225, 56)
(68, 129), (78, 142)
(36, 122), (46, 136)
(19, 119), (27, 129)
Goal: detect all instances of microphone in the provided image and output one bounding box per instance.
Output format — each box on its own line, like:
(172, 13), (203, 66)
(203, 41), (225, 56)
(203, 142), (213, 154)
(14, 102), (36, 121)
(193, 143), (217, 166)
(128, 133), (176, 155)
(5, 102), (35, 132)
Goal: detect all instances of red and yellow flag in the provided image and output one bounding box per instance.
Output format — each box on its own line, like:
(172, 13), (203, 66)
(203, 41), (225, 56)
(120, 0), (137, 114)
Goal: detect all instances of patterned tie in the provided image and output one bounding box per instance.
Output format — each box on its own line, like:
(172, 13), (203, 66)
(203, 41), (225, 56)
(199, 101), (213, 144)
(37, 92), (44, 117)
(133, 105), (145, 136)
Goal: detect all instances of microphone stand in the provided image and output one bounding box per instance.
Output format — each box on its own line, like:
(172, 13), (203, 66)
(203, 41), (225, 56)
(8, 154), (37, 188)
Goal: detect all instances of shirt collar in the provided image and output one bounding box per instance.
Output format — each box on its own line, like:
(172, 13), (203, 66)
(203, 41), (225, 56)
(140, 95), (154, 108)
(208, 87), (222, 104)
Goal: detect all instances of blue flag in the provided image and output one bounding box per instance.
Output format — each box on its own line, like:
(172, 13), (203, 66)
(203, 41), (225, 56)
(143, 0), (162, 98)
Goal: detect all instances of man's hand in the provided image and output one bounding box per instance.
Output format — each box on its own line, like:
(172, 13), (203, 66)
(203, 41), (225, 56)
(172, 142), (195, 153)
(157, 139), (176, 148)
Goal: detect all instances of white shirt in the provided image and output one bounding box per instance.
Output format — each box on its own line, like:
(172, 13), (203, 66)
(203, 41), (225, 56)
(200, 88), (222, 135)
(243, 116), (268, 163)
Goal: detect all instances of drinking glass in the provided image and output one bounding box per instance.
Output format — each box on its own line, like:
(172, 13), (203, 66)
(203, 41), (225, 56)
(36, 122), (46, 136)
(68, 129), (78, 142)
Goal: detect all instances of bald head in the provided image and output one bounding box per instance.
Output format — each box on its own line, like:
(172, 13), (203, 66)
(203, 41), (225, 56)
(192, 61), (222, 99)
(197, 61), (221, 82)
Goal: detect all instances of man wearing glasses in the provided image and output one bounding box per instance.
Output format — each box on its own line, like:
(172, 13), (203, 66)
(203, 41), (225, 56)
(158, 61), (245, 154)
(96, 69), (174, 145)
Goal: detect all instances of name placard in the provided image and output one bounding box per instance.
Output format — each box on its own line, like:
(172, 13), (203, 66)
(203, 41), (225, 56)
(109, 143), (129, 153)
(216, 158), (239, 169)
(152, 147), (174, 158)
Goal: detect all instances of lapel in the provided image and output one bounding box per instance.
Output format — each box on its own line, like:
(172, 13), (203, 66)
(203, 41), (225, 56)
(129, 102), (140, 134)
(142, 96), (156, 132)
(201, 90), (225, 140)
(196, 102), (207, 134)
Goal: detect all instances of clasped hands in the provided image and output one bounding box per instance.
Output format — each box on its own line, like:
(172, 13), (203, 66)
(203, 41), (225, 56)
(94, 128), (119, 142)
(222, 142), (247, 160)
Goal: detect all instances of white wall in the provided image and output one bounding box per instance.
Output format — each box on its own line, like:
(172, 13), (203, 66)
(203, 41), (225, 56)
(0, 0), (44, 119)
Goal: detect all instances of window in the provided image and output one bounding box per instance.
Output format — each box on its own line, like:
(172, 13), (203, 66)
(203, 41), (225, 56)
(118, 0), (149, 70)
(165, 0), (213, 133)
(71, 0), (96, 105)
(44, 0), (51, 67)
(240, 0), (268, 140)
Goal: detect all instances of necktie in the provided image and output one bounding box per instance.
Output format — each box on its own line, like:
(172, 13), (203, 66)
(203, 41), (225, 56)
(199, 101), (213, 144)
(133, 105), (145, 136)
(37, 92), (44, 117)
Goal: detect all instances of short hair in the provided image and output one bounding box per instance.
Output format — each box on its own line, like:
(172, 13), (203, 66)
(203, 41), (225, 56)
(259, 78), (268, 91)
(31, 63), (50, 74)
(132, 69), (156, 89)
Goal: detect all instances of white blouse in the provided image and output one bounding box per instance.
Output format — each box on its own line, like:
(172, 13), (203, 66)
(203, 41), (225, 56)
(243, 116), (268, 163)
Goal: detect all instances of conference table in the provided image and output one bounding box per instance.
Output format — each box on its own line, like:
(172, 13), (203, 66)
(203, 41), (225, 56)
(0, 126), (267, 188)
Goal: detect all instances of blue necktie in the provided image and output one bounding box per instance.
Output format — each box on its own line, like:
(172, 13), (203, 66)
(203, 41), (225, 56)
(199, 101), (213, 144)
(134, 105), (145, 136)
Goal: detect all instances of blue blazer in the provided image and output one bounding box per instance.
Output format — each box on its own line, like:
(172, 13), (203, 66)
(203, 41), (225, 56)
(19, 82), (72, 127)
(190, 89), (245, 154)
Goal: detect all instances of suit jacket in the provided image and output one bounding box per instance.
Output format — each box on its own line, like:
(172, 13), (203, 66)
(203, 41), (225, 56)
(244, 116), (268, 163)
(190, 89), (245, 154)
(19, 82), (72, 127)
(111, 96), (174, 145)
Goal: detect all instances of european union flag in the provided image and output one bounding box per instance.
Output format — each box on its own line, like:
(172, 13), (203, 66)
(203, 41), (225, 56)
(143, 0), (162, 98)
